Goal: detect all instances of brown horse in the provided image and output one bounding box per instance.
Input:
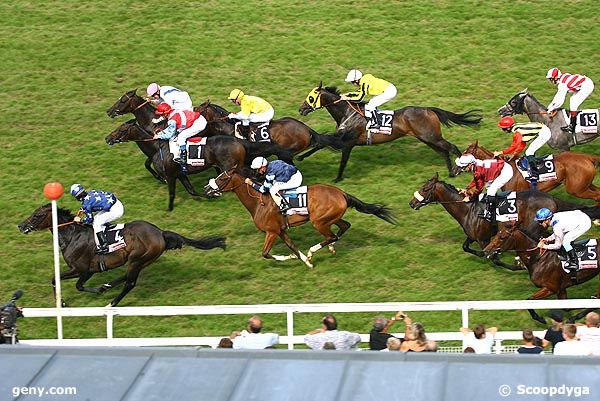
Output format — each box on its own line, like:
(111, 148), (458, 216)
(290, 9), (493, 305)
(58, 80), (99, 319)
(483, 225), (600, 323)
(409, 173), (585, 270)
(194, 100), (344, 155)
(18, 204), (226, 306)
(459, 141), (600, 204)
(204, 170), (396, 268)
(298, 83), (482, 181)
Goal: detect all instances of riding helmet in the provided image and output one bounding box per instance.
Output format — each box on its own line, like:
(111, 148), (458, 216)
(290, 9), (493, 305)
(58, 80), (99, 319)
(498, 116), (515, 129)
(70, 183), (85, 199)
(534, 208), (553, 221)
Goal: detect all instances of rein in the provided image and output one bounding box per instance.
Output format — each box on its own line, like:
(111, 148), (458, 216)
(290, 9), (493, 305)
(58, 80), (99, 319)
(134, 99), (151, 111)
(57, 221), (77, 228)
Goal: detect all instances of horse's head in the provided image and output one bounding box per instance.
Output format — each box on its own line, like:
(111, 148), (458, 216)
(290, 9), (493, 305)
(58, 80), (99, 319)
(299, 81), (324, 116)
(106, 120), (152, 144)
(497, 89), (529, 117)
(409, 173), (442, 210)
(204, 169), (241, 198)
(18, 204), (74, 234)
(106, 89), (144, 118)
(483, 224), (520, 258)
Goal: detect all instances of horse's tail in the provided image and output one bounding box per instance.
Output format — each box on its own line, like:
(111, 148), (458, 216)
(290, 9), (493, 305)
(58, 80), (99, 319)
(309, 129), (345, 150)
(163, 231), (227, 251)
(243, 141), (295, 164)
(578, 206), (600, 220)
(553, 197), (589, 212)
(429, 108), (483, 128)
(344, 193), (397, 225)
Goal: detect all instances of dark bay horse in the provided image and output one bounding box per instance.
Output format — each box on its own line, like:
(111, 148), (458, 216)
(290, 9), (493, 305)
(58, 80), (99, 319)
(107, 120), (252, 211)
(18, 204), (226, 306)
(409, 174), (586, 270)
(298, 83), (482, 181)
(483, 226), (600, 323)
(460, 141), (600, 204)
(497, 89), (600, 150)
(194, 100), (344, 155)
(204, 170), (396, 268)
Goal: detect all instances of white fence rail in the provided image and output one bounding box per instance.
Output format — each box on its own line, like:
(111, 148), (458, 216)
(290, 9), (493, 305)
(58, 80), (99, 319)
(20, 299), (600, 351)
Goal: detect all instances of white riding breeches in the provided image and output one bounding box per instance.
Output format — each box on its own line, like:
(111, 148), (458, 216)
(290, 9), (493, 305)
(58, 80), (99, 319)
(569, 79), (594, 111)
(365, 85), (397, 117)
(92, 200), (124, 234)
(240, 107), (274, 126)
(562, 219), (592, 251)
(269, 171), (303, 205)
(177, 116), (207, 146)
(525, 125), (552, 156)
(486, 163), (514, 196)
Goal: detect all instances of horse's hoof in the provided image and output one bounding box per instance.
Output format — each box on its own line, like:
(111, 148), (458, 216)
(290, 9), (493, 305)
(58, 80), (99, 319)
(105, 303), (114, 308)
(61, 299), (67, 308)
(593, 219), (600, 227)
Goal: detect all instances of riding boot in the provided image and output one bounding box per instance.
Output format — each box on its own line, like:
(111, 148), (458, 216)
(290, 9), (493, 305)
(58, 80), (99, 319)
(279, 197), (291, 214)
(174, 145), (187, 164)
(369, 111), (381, 130)
(566, 248), (579, 283)
(240, 125), (250, 140)
(478, 195), (496, 222)
(562, 112), (578, 133)
(525, 155), (539, 187)
(96, 231), (109, 255)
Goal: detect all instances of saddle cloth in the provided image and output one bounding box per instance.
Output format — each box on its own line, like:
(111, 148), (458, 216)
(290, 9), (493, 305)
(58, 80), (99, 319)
(367, 110), (393, 135)
(168, 137), (207, 166)
(250, 123), (271, 143)
(516, 154), (557, 182)
(495, 191), (518, 222)
(560, 109), (599, 134)
(283, 186), (308, 215)
(97, 224), (126, 253)
(558, 239), (598, 272)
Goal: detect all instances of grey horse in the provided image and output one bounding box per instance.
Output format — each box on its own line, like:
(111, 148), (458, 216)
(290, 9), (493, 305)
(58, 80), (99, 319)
(497, 89), (600, 151)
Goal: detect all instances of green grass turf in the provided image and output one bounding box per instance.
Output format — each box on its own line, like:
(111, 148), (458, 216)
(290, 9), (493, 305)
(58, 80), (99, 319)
(2, 0), (600, 341)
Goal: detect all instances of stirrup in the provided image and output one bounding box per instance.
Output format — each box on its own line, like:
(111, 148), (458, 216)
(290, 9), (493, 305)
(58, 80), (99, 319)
(561, 125), (574, 133)
(96, 246), (109, 255)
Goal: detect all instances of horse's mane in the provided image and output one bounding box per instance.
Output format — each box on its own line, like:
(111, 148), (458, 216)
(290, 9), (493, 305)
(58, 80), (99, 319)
(210, 103), (230, 115)
(440, 181), (460, 193)
(57, 207), (75, 220)
(324, 86), (340, 95)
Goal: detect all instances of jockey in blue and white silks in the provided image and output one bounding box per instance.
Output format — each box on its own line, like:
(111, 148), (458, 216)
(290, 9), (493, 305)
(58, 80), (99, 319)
(245, 157), (303, 213)
(70, 184), (124, 254)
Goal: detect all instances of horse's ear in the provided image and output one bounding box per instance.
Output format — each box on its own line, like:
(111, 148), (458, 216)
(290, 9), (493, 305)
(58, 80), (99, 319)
(520, 88), (528, 94)
(473, 139), (479, 146)
(133, 88), (138, 95)
(206, 98), (211, 104)
(432, 172), (439, 180)
(318, 81), (322, 89)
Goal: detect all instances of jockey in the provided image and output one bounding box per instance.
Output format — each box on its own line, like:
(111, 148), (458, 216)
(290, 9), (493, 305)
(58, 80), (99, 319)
(227, 89), (275, 139)
(493, 116), (551, 187)
(70, 184), (124, 255)
(153, 103), (208, 167)
(455, 153), (514, 222)
(340, 69), (397, 130)
(535, 208), (592, 276)
(546, 68), (595, 134)
(146, 83), (193, 113)
(244, 157), (302, 214)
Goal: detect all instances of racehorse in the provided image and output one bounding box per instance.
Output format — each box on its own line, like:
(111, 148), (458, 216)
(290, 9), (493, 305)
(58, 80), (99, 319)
(459, 141), (600, 204)
(18, 204), (226, 307)
(497, 89), (600, 151)
(298, 83), (482, 181)
(409, 173), (587, 270)
(204, 170), (396, 268)
(194, 100), (344, 155)
(483, 225), (600, 324)
(107, 120), (251, 211)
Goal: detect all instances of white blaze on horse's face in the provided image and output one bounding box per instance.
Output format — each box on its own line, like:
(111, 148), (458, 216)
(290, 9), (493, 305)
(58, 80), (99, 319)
(305, 88), (321, 109)
(207, 178), (219, 190)
(413, 191), (425, 202)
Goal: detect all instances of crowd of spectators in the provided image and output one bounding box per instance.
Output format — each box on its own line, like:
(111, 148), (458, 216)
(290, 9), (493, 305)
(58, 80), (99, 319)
(213, 311), (600, 355)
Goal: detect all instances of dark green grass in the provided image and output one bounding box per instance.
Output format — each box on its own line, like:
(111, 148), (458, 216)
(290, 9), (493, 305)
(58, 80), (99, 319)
(2, 1), (600, 341)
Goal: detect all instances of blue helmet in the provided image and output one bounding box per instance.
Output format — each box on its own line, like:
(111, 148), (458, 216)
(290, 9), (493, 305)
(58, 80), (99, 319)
(70, 183), (85, 198)
(534, 208), (553, 221)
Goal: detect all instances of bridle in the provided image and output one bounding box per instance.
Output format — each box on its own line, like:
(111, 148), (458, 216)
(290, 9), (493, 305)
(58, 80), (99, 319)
(113, 92), (151, 115)
(206, 170), (266, 203)
(501, 93), (552, 117)
(412, 181), (465, 209)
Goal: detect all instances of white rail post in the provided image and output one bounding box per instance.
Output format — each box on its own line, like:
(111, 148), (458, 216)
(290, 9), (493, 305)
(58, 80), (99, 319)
(106, 310), (114, 339)
(461, 306), (469, 350)
(286, 309), (294, 350)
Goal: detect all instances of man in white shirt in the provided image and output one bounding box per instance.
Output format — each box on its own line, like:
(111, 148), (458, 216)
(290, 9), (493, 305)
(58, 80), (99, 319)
(576, 312), (600, 356)
(460, 324), (498, 354)
(304, 314), (361, 350)
(554, 324), (589, 356)
(230, 315), (279, 350)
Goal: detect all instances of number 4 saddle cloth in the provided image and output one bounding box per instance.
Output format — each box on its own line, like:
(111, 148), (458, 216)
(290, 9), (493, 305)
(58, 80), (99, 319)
(282, 186), (309, 216)
(97, 224), (127, 254)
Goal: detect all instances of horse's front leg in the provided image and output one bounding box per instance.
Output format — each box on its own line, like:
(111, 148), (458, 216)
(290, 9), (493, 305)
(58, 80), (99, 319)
(527, 288), (556, 324)
(334, 144), (355, 182)
(75, 271), (103, 294)
(297, 145), (324, 161)
(145, 158), (166, 183)
(178, 175), (205, 197)
(51, 268), (81, 306)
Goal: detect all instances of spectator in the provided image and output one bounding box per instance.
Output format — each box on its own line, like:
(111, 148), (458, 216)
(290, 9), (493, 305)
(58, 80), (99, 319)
(381, 337), (401, 352)
(542, 310), (565, 352)
(230, 315), (279, 350)
(576, 311), (600, 355)
(554, 324), (589, 356)
(323, 342), (336, 350)
(217, 337), (233, 349)
(460, 324), (498, 354)
(425, 340), (438, 352)
(463, 346), (476, 353)
(369, 311), (405, 350)
(304, 314), (361, 350)
(516, 329), (544, 354)
(399, 314), (435, 352)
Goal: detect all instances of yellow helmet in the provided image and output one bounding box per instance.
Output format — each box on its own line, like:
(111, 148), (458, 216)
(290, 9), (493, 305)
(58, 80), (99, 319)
(228, 89), (244, 101)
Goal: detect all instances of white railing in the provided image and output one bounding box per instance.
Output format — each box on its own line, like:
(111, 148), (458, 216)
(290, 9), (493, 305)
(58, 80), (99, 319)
(19, 299), (600, 351)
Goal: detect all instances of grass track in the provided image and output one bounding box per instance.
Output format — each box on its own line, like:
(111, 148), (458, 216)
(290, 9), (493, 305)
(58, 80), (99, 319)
(2, 0), (600, 341)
